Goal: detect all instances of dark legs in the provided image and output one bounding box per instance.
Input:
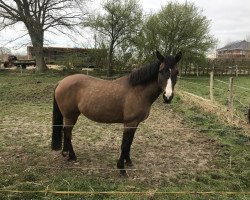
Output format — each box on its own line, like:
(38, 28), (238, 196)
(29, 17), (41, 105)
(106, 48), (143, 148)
(62, 116), (79, 161)
(61, 116), (138, 176)
(117, 124), (138, 176)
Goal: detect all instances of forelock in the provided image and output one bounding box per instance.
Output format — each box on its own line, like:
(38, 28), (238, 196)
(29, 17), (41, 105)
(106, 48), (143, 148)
(165, 56), (176, 68)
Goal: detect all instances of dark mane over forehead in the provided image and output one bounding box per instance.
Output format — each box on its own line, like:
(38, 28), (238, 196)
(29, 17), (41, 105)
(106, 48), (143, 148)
(129, 61), (160, 86)
(165, 55), (176, 68)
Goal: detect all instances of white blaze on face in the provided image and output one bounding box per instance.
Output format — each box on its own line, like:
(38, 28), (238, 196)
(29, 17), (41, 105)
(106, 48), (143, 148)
(164, 78), (172, 99)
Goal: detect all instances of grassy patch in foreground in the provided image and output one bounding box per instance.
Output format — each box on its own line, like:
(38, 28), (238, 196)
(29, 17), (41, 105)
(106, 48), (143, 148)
(0, 70), (249, 200)
(171, 95), (250, 193)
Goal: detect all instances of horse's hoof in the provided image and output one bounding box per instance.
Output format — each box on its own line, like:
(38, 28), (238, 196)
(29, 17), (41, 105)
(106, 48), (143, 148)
(68, 156), (77, 161)
(62, 151), (68, 157)
(119, 170), (129, 178)
(125, 160), (134, 167)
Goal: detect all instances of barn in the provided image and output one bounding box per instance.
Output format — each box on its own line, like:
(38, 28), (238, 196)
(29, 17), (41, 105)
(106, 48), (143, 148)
(27, 46), (107, 67)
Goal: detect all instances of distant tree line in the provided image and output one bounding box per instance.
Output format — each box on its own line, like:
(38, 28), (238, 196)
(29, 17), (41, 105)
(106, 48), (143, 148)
(0, 0), (216, 76)
(84, 0), (216, 76)
(213, 58), (250, 67)
(179, 57), (250, 76)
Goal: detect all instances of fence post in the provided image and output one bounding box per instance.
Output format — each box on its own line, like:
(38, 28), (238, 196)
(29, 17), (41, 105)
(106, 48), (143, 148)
(248, 106), (250, 124)
(20, 66), (23, 75)
(228, 77), (234, 122)
(235, 65), (238, 77)
(210, 71), (214, 101)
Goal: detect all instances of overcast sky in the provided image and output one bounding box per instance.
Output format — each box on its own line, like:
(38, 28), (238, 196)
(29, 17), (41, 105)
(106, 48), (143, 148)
(1, 0), (250, 54)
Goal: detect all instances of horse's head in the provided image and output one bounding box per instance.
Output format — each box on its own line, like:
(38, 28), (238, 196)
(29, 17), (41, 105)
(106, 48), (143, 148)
(156, 50), (182, 104)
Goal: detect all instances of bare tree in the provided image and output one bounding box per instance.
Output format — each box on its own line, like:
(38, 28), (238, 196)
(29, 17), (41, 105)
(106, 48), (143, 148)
(0, 0), (88, 71)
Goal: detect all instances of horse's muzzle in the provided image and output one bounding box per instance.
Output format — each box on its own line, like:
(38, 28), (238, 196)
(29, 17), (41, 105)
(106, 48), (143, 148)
(163, 93), (173, 104)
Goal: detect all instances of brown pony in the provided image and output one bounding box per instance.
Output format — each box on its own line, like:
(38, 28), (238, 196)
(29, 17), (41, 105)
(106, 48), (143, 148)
(52, 50), (182, 176)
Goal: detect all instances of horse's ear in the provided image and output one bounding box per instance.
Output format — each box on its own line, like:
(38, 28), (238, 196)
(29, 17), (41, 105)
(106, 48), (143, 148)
(156, 50), (164, 62)
(175, 51), (182, 62)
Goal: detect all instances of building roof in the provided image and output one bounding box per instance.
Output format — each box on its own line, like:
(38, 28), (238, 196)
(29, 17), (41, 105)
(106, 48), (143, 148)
(27, 46), (93, 52)
(217, 40), (250, 51)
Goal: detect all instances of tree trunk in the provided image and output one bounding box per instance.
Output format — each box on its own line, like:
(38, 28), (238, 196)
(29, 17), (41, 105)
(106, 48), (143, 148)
(107, 41), (114, 77)
(29, 29), (47, 72)
(32, 45), (46, 72)
(184, 64), (188, 75)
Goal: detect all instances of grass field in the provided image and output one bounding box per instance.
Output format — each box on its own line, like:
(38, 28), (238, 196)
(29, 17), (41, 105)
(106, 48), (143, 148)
(0, 69), (249, 200)
(178, 75), (250, 122)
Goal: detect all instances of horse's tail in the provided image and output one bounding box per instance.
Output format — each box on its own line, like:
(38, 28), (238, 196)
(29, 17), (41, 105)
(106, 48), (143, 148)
(52, 86), (63, 151)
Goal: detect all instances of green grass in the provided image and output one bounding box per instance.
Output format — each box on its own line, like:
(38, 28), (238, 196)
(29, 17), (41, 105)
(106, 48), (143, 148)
(171, 96), (250, 199)
(178, 75), (250, 121)
(0, 70), (249, 200)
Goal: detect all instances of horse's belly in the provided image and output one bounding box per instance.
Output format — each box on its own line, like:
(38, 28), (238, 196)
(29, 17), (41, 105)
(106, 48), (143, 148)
(82, 107), (123, 123)
(79, 95), (124, 123)
(72, 78), (128, 123)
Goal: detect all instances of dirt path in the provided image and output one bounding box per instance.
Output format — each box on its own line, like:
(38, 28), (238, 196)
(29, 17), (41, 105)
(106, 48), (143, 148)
(0, 99), (220, 180)
(54, 99), (220, 179)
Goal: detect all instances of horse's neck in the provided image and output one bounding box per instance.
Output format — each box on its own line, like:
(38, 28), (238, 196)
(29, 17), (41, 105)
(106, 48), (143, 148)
(140, 79), (162, 104)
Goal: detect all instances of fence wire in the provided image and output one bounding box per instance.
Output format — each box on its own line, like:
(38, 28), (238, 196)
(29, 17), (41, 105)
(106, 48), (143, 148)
(0, 189), (249, 196)
(0, 123), (249, 131)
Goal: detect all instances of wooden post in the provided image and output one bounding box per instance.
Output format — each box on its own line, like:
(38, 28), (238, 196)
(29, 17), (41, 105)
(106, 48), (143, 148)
(228, 77), (234, 122)
(229, 156), (232, 169)
(20, 65), (23, 75)
(210, 71), (214, 101)
(235, 65), (239, 77)
(248, 106), (250, 124)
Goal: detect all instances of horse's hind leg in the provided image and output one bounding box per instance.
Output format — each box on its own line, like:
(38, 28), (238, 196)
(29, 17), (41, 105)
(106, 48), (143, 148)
(117, 123), (138, 176)
(62, 115), (79, 161)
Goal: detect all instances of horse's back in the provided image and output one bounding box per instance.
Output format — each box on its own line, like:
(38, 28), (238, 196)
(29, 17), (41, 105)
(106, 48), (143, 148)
(55, 74), (129, 123)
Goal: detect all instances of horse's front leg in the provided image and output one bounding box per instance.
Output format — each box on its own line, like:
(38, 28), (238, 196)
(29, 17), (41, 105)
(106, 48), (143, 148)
(117, 123), (138, 177)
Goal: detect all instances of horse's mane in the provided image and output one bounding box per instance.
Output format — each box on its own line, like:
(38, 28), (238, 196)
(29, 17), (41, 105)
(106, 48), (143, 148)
(129, 61), (160, 86)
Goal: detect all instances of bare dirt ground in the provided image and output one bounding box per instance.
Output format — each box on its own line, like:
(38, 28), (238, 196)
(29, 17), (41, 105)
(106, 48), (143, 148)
(0, 99), (220, 180)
